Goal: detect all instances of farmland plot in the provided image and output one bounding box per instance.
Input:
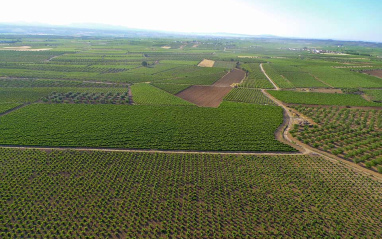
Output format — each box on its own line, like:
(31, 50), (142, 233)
(268, 90), (382, 107)
(1, 149), (381, 238)
(0, 102), (294, 152)
(224, 88), (276, 105)
(291, 106), (382, 173)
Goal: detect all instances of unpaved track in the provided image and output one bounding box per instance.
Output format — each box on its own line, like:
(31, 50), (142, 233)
(260, 63), (279, 90)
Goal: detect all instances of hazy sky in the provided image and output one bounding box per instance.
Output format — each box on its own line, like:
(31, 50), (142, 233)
(1, 0), (381, 42)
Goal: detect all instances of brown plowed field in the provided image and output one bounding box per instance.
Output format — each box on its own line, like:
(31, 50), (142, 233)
(176, 69), (246, 107)
(364, 69), (382, 78)
(212, 68), (246, 87)
(176, 86), (232, 107)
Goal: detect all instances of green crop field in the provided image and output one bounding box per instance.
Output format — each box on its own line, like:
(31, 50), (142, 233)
(262, 63), (295, 88)
(364, 89), (382, 102)
(1, 149), (381, 238)
(131, 83), (193, 105)
(268, 90), (382, 106)
(0, 102), (294, 151)
(291, 106), (382, 172)
(150, 83), (191, 94)
(239, 63), (274, 88)
(0, 103), (22, 114)
(224, 88), (276, 105)
(303, 66), (382, 88)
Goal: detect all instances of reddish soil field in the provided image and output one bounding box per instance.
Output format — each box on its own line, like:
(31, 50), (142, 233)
(176, 86), (232, 107)
(176, 69), (246, 107)
(364, 70), (382, 78)
(212, 68), (246, 87)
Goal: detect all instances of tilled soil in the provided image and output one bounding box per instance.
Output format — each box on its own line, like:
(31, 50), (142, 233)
(176, 69), (246, 107)
(364, 70), (382, 78)
(176, 86), (232, 107)
(212, 68), (246, 87)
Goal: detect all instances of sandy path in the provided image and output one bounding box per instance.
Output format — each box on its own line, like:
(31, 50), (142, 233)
(260, 63), (279, 90)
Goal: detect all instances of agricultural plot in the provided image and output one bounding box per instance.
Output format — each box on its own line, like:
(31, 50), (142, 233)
(0, 50), (68, 62)
(268, 90), (382, 107)
(0, 102), (294, 152)
(0, 87), (129, 104)
(281, 72), (327, 88)
(0, 78), (123, 88)
(291, 106), (382, 173)
(262, 63), (295, 88)
(364, 89), (382, 102)
(363, 69), (382, 78)
(212, 68), (246, 87)
(197, 59), (215, 67)
(150, 83), (191, 94)
(239, 63), (274, 89)
(42, 91), (129, 104)
(270, 64), (327, 88)
(0, 103), (22, 114)
(176, 86), (232, 107)
(224, 88), (276, 105)
(155, 71), (226, 85)
(213, 61), (237, 69)
(0, 87), (54, 103)
(1, 149), (381, 238)
(131, 83), (193, 106)
(303, 66), (382, 88)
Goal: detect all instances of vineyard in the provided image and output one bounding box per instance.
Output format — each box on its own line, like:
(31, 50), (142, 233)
(1, 149), (381, 238)
(0, 103), (22, 114)
(290, 106), (382, 173)
(0, 102), (295, 151)
(224, 88), (276, 105)
(131, 84), (193, 106)
(271, 64), (327, 88)
(364, 89), (382, 102)
(42, 91), (130, 104)
(239, 63), (274, 88)
(268, 90), (382, 107)
(0, 78), (123, 88)
(261, 63), (295, 88)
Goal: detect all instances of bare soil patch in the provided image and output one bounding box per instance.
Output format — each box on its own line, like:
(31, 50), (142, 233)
(176, 86), (232, 107)
(212, 68), (246, 87)
(363, 70), (382, 78)
(161, 46), (171, 49)
(2, 46), (51, 51)
(197, 59), (215, 67)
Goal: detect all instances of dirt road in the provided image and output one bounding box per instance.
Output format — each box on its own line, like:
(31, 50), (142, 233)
(260, 63), (279, 90)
